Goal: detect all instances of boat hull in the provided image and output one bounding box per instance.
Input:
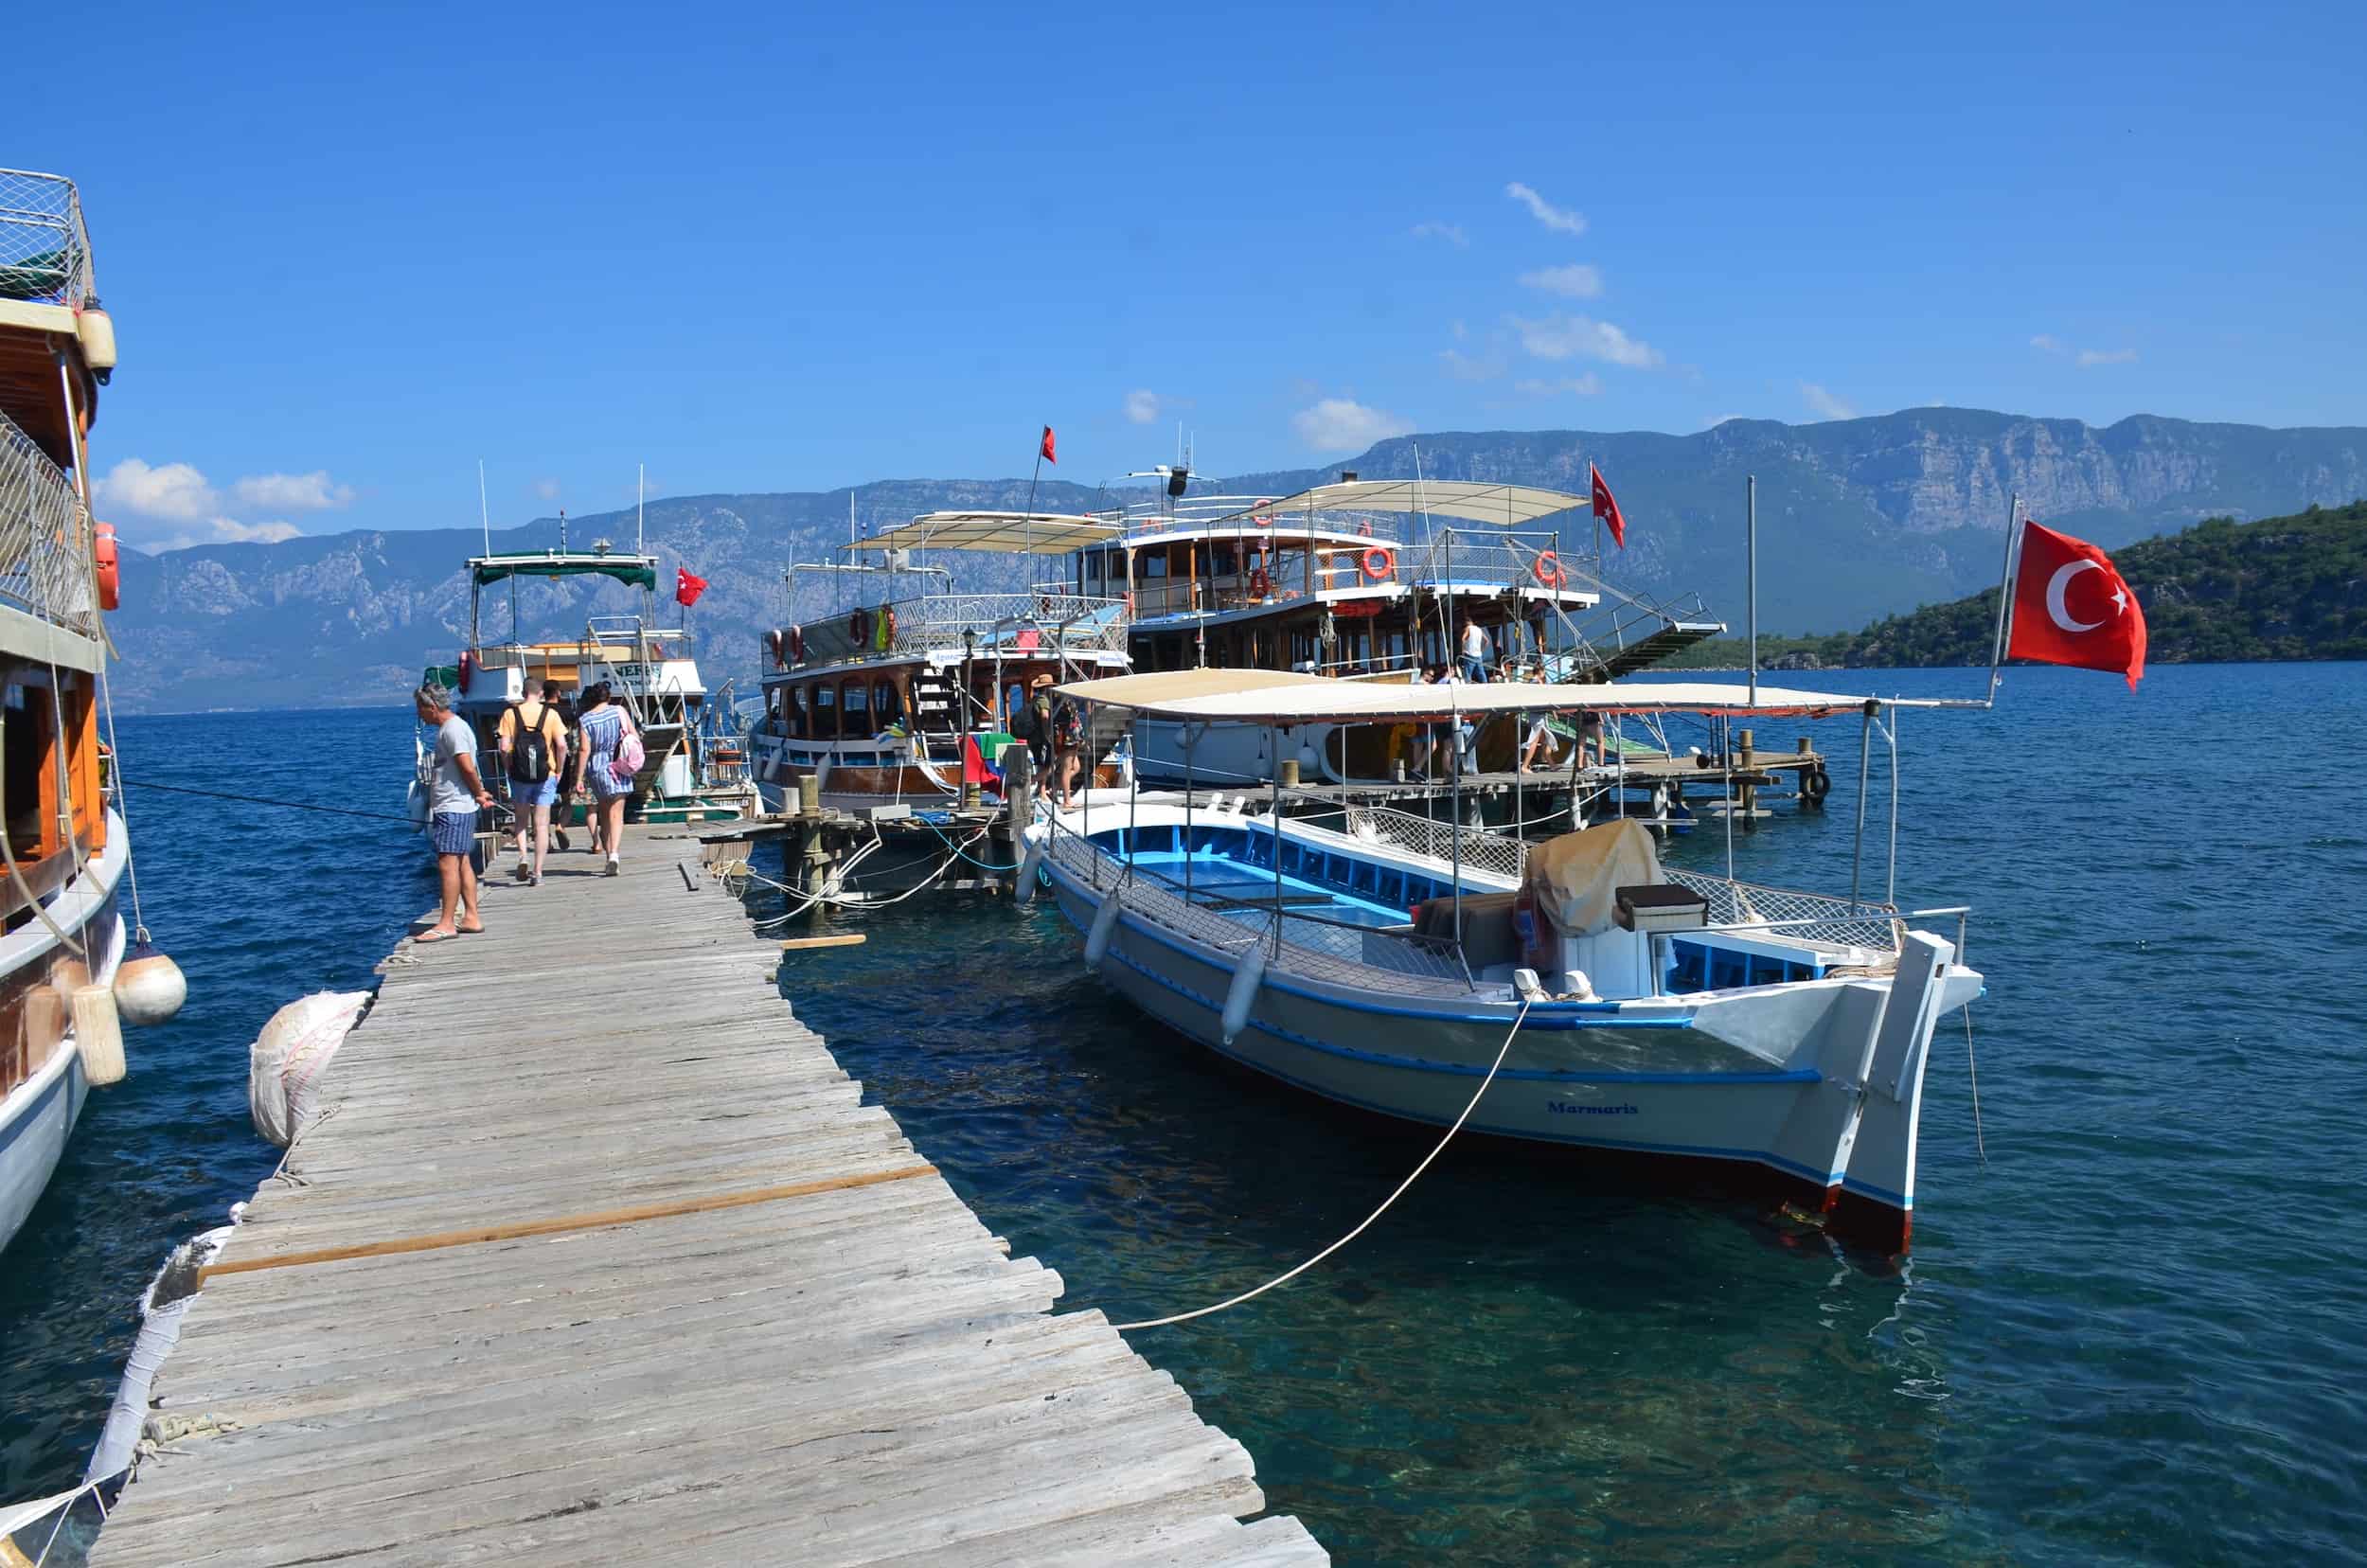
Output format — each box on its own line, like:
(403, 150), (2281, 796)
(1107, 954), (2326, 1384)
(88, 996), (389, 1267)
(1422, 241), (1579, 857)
(1041, 850), (1967, 1252)
(0, 816), (131, 1256)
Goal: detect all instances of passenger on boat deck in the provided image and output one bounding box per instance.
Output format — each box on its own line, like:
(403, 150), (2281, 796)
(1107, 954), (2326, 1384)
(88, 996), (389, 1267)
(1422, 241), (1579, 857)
(500, 681), (569, 887)
(1575, 708), (1605, 767)
(414, 684), (491, 943)
(1458, 618), (1490, 683)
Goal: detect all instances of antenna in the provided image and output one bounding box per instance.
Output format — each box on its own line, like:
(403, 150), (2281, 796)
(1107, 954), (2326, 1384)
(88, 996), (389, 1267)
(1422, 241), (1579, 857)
(636, 463), (645, 554)
(477, 459), (491, 554)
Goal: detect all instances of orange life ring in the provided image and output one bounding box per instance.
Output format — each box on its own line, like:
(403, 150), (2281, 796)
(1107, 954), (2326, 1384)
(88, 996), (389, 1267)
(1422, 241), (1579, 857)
(1248, 566), (1273, 598)
(765, 628), (786, 668)
(1361, 546), (1395, 581)
(788, 623), (805, 663)
(456, 650), (474, 694)
(94, 521), (119, 612)
(1532, 551), (1568, 588)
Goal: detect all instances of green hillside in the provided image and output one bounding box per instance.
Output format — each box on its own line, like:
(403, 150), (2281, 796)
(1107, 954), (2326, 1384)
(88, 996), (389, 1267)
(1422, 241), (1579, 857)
(1664, 499), (2367, 670)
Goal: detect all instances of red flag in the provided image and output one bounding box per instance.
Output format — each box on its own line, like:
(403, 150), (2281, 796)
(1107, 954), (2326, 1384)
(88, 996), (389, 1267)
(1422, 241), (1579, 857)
(674, 566), (708, 607)
(2005, 520), (2146, 689)
(1589, 462), (1627, 549)
(1040, 425), (1057, 465)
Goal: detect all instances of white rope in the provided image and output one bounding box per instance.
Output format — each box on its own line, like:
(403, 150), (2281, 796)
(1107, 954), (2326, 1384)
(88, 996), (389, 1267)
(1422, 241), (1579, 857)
(1112, 998), (1532, 1331)
(96, 660), (149, 941)
(1964, 1006), (1987, 1166)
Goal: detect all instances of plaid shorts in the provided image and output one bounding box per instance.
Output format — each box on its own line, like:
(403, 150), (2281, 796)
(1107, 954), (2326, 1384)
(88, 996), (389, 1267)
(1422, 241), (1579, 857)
(430, 810), (477, 856)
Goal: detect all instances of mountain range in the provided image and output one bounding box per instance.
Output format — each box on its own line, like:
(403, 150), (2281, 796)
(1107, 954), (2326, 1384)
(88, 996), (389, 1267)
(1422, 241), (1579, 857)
(108, 408), (2367, 712)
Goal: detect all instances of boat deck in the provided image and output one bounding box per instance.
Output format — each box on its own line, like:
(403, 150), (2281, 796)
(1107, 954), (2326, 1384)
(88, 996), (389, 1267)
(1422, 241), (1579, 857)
(88, 828), (1325, 1567)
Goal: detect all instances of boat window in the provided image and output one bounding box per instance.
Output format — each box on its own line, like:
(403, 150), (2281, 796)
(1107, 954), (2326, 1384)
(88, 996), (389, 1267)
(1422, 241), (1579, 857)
(843, 681), (871, 735)
(1378, 869), (1404, 905)
(3, 681), (49, 861)
(1141, 553), (1168, 579)
(811, 683), (837, 739)
(789, 685), (809, 739)
(875, 679), (899, 725)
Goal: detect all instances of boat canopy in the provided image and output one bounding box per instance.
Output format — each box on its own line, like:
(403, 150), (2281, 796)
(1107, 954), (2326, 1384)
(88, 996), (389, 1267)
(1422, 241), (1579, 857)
(851, 511), (1121, 557)
(470, 552), (658, 590)
(1055, 669), (1873, 722)
(1221, 480), (1591, 527)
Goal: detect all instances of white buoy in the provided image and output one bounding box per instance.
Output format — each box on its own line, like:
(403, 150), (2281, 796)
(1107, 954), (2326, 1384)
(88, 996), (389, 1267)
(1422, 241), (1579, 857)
(1220, 941), (1268, 1046)
(1084, 892), (1123, 970)
(74, 984), (125, 1086)
(114, 943), (187, 1026)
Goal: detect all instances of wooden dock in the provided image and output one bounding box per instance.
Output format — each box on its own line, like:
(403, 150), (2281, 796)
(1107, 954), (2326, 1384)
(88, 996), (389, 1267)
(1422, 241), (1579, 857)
(89, 828), (1326, 1567)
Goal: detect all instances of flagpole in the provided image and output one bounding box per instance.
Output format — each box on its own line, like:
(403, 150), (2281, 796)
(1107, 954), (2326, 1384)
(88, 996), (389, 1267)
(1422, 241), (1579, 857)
(1984, 490), (2022, 705)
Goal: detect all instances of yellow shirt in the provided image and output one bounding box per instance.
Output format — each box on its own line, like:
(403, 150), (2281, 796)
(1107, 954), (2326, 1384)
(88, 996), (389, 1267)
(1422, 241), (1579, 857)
(498, 701), (564, 755)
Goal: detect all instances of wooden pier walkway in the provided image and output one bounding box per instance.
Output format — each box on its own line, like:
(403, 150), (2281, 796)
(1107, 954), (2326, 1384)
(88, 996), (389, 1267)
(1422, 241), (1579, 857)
(89, 828), (1325, 1567)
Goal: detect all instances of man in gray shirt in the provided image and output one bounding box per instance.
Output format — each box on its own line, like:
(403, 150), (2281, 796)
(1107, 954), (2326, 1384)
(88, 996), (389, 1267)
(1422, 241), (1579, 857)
(415, 684), (493, 942)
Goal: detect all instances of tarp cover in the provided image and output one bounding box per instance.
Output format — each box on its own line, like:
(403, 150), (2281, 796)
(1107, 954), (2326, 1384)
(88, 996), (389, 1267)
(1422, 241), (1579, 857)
(471, 553), (658, 590)
(1523, 820), (1663, 938)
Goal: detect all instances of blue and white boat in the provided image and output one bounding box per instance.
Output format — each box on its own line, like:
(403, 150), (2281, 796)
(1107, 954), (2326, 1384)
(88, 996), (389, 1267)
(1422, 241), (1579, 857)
(1022, 671), (1981, 1252)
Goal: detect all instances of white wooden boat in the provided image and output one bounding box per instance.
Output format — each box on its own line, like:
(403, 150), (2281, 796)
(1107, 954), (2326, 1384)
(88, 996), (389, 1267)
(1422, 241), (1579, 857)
(1023, 672), (1980, 1252)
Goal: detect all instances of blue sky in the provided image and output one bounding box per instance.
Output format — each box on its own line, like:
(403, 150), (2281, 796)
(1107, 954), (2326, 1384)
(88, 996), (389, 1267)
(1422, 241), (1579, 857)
(20, 0), (2364, 549)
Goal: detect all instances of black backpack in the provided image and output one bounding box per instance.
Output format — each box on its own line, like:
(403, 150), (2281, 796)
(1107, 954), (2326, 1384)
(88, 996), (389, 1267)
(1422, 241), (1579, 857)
(507, 704), (554, 784)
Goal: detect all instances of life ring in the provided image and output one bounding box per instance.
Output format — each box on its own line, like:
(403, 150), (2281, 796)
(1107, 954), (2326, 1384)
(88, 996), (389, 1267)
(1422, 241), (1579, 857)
(1248, 566), (1273, 598)
(1532, 551), (1568, 588)
(1361, 546), (1394, 581)
(95, 521), (119, 612)
(848, 607), (871, 646)
(456, 650), (473, 694)
(788, 623), (805, 663)
(1801, 765), (1831, 806)
(765, 628), (786, 668)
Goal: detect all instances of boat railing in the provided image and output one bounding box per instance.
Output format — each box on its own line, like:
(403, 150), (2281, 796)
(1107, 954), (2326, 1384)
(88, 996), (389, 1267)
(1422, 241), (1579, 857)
(1661, 868), (1909, 955)
(1322, 799), (1532, 883)
(1406, 526), (1575, 596)
(0, 168), (94, 307)
(1048, 826), (1472, 992)
(796, 591), (1128, 665)
(0, 406), (97, 636)
(1114, 494), (1412, 548)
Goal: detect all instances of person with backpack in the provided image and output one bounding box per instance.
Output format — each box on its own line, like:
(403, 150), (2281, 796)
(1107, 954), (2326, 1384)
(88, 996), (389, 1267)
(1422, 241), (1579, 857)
(498, 680), (569, 886)
(576, 682), (643, 877)
(1017, 674), (1054, 774)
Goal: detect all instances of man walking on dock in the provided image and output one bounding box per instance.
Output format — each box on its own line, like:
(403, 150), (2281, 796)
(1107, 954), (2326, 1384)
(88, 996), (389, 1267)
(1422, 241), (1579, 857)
(416, 684), (492, 943)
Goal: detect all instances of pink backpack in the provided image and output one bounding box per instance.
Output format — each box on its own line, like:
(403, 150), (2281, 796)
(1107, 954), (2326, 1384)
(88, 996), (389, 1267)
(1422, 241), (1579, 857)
(613, 719), (646, 787)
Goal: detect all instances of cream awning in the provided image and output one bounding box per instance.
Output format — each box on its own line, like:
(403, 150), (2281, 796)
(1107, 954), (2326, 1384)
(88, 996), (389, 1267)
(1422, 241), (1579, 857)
(1055, 671), (1872, 722)
(852, 511), (1122, 556)
(1222, 480), (1592, 527)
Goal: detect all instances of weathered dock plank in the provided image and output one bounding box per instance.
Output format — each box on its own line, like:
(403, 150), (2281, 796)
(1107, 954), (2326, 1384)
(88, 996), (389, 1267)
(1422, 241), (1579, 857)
(89, 827), (1324, 1567)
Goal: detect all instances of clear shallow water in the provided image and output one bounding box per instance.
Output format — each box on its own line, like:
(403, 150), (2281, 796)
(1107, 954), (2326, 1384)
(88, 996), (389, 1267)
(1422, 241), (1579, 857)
(6, 668), (2366, 1564)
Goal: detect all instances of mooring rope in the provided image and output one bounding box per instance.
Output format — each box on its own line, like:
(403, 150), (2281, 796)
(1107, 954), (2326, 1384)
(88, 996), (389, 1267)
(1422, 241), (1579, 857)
(1111, 998), (1532, 1331)
(117, 778), (509, 827)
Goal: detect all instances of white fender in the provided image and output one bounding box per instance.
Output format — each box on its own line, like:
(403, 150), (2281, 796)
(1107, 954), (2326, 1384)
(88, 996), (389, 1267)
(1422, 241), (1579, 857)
(1014, 834), (1046, 903)
(1220, 941), (1268, 1045)
(1083, 891), (1123, 969)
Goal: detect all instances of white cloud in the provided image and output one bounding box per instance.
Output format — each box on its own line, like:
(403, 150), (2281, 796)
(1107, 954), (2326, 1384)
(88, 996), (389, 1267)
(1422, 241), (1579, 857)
(2030, 334), (2066, 355)
(1410, 221), (1468, 247)
(1514, 374), (1603, 397)
(95, 457), (219, 523)
(2076, 347), (2138, 367)
(210, 517), (303, 543)
(1798, 382), (1858, 420)
(230, 470), (352, 511)
(1504, 182), (1586, 237)
(1439, 347), (1506, 382)
(1511, 313), (1662, 368)
(1123, 389), (1163, 424)
(1291, 398), (1414, 453)
(534, 477), (561, 500)
(1517, 263), (1604, 299)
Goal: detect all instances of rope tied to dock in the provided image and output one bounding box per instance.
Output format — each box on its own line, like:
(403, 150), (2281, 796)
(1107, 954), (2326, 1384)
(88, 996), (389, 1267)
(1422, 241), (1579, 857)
(1111, 999), (1532, 1332)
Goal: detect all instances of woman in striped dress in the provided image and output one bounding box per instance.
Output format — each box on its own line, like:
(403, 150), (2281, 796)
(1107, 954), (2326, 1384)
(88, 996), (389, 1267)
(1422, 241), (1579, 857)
(576, 683), (637, 876)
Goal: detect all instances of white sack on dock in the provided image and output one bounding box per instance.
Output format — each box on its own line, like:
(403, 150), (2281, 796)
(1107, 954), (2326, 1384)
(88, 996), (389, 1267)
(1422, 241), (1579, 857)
(248, 991), (369, 1149)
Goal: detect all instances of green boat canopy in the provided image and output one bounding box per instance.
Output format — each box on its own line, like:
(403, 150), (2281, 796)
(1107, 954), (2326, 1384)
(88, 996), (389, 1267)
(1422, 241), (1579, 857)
(470, 553), (658, 591)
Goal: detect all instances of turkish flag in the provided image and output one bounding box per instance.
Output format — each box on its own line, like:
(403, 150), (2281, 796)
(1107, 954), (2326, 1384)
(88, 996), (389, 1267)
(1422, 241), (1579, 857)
(2005, 521), (2146, 689)
(675, 566), (708, 607)
(1040, 425), (1057, 465)
(1590, 462), (1627, 549)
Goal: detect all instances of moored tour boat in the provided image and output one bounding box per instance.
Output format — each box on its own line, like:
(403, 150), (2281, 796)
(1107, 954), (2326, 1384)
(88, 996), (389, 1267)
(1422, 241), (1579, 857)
(0, 166), (165, 1255)
(1023, 671), (1981, 1251)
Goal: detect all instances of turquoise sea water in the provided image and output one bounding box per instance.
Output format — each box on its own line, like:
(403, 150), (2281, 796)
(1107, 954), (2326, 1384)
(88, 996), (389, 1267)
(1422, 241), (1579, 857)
(5, 664), (2365, 1563)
